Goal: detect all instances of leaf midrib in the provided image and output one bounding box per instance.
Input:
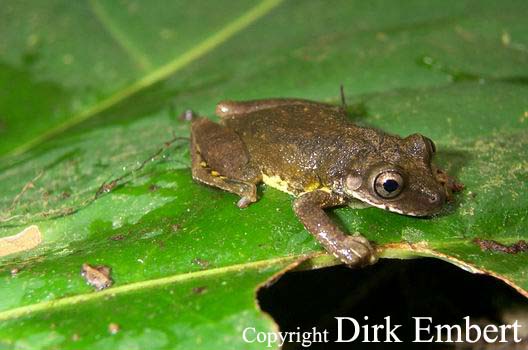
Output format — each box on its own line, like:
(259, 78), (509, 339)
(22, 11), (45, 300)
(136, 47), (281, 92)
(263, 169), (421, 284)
(2, 238), (527, 322)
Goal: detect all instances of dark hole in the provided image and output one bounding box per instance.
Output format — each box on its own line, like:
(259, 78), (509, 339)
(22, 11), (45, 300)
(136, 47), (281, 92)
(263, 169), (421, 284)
(383, 179), (399, 193)
(258, 258), (527, 349)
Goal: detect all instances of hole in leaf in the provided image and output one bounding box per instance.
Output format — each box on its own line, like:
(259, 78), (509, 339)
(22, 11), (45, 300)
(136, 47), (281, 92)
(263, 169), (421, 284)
(258, 258), (528, 349)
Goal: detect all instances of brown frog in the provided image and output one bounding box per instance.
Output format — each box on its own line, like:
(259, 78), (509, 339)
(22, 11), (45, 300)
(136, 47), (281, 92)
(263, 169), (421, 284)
(190, 98), (459, 267)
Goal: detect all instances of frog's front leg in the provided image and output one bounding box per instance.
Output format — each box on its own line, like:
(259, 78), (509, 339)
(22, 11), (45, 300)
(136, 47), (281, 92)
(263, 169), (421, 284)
(293, 190), (377, 267)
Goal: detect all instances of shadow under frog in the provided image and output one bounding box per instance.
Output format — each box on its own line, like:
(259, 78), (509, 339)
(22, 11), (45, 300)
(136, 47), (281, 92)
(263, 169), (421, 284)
(190, 98), (462, 267)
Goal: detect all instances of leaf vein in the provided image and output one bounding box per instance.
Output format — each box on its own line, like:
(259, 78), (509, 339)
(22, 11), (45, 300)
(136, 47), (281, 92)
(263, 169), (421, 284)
(89, 0), (153, 71)
(0, 254), (298, 321)
(8, 0), (283, 157)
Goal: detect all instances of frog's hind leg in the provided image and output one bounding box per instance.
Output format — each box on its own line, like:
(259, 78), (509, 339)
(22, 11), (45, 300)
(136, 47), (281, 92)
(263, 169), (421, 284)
(216, 98), (341, 118)
(191, 118), (261, 208)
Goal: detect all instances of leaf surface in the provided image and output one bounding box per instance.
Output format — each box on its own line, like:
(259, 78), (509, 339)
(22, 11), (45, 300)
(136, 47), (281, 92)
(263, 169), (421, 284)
(0, 1), (527, 349)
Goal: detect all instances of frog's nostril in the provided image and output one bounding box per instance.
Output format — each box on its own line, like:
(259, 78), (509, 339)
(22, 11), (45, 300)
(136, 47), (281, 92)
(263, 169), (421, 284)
(428, 192), (445, 204)
(428, 194), (439, 204)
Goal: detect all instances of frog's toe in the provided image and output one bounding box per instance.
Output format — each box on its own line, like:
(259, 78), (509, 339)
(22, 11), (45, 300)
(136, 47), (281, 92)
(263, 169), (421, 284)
(337, 235), (378, 267)
(236, 196), (255, 208)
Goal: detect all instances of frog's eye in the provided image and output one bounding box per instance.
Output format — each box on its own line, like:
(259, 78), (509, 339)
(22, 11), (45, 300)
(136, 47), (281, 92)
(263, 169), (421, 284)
(374, 171), (404, 198)
(404, 133), (436, 159)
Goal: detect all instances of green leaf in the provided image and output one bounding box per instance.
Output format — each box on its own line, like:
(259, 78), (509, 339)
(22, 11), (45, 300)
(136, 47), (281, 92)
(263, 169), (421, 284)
(1, 0), (527, 349)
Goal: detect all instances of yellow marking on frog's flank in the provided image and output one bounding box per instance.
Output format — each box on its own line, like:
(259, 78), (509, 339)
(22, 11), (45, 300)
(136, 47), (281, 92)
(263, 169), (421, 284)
(211, 170), (220, 177)
(299, 186), (332, 196)
(304, 182), (321, 192)
(263, 174), (333, 196)
(0, 225), (42, 257)
(200, 161), (207, 168)
(318, 186), (332, 194)
(262, 174), (295, 195)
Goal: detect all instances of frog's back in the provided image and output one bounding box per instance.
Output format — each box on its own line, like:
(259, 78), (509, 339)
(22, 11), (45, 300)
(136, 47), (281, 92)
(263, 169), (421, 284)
(221, 103), (379, 193)
(222, 102), (344, 130)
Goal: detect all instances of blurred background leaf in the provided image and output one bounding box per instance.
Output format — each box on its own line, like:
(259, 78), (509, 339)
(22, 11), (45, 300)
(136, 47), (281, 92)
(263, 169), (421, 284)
(0, 0), (527, 349)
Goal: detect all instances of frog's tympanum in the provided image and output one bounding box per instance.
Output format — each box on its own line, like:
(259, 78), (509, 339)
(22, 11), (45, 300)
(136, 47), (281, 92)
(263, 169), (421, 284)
(191, 98), (460, 267)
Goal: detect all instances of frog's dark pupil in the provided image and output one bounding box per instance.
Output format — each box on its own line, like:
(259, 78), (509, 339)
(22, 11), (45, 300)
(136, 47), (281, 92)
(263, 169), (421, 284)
(383, 179), (399, 193)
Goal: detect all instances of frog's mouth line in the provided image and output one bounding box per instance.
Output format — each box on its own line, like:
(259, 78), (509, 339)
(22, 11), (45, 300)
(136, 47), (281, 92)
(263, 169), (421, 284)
(349, 191), (423, 217)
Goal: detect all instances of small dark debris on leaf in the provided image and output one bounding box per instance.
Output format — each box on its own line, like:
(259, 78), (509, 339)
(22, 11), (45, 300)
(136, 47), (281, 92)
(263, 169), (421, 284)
(474, 238), (528, 254)
(191, 258), (210, 269)
(60, 191), (71, 199)
(108, 322), (120, 334)
(81, 263), (113, 290)
(171, 224), (181, 232)
(41, 207), (75, 218)
(109, 234), (125, 241)
(148, 184), (159, 192)
(192, 286), (208, 295)
(179, 109), (197, 122)
(451, 181), (465, 193)
(94, 135), (188, 198)
(96, 180), (118, 197)
(9, 171), (43, 210)
(434, 167), (464, 202)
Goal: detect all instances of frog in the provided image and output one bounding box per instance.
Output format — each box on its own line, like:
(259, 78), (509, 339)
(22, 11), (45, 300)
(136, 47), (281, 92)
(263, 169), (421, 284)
(190, 98), (459, 267)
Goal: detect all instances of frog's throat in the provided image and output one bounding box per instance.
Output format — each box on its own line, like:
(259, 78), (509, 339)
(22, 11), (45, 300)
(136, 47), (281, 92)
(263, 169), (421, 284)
(349, 190), (421, 217)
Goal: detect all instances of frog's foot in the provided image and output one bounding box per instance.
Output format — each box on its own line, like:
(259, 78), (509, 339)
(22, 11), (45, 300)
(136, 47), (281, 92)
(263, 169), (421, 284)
(293, 190), (378, 268)
(237, 196), (254, 208)
(223, 177), (258, 208)
(335, 235), (377, 267)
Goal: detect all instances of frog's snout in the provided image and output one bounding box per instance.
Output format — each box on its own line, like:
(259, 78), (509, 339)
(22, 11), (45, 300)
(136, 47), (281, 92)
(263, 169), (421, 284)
(418, 186), (447, 216)
(398, 183), (447, 217)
